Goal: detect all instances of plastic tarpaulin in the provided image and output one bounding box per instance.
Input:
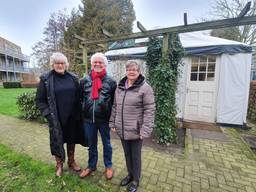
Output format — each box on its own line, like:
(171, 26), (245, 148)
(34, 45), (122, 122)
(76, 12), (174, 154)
(185, 45), (252, 56)
(179, 32), (252, 55)
(105, 32), (252, 58)
(217, 53), (251, 125)
(105, 47), (147, 59)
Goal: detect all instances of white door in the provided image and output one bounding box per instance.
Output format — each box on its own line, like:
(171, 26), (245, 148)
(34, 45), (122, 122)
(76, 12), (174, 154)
(184, 55), (219, 123)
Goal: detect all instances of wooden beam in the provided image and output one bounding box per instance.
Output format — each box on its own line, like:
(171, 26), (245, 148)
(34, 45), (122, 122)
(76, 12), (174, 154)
(102, 28), (113, 37)
(84, 16), (256, 45)
(63, 47), (75, 53)
(184, 13), (188, 26)
(97, 44), (106, 48)
(75, 56), (83, 60)
(137, 21), (147, 32)
(74, 34), (86, 41)
(238, 2), (251, 18)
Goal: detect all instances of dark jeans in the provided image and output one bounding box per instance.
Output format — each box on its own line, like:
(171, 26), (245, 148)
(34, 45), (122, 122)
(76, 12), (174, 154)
(121, 139), (143, 183)
(83, 122), (112, 169)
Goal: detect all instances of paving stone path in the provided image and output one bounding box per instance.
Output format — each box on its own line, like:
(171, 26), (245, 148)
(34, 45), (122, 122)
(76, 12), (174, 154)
(0, 114), (255, 192)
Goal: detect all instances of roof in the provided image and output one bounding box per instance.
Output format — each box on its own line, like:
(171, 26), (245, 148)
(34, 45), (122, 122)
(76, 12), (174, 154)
(105, 32), (252, 59)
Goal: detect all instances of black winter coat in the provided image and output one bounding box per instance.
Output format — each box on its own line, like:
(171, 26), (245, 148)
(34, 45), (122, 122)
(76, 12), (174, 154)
(80, 73), (117, 123)
(35, 70), (87, 161)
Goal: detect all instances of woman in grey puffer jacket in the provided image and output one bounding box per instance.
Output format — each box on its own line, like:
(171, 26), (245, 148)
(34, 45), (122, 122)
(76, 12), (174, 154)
(109, 60), (155, 192)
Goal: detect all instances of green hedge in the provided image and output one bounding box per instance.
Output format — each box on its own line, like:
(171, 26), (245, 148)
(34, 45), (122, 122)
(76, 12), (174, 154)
(21, 82), (39, 88)
(3, 81), (21, 88)
(248, 81), (256, 121)
(16, 91), (44, 122)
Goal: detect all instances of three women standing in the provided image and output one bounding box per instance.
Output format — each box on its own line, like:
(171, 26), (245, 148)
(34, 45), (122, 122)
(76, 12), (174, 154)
(36, 53), (155, 192)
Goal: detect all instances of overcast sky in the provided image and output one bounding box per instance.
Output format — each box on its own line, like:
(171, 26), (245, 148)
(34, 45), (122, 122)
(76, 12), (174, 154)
(0, 0), (214, 56)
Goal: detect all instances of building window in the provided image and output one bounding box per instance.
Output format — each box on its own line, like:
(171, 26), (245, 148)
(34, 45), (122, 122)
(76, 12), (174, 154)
(190, 55), (216, 81)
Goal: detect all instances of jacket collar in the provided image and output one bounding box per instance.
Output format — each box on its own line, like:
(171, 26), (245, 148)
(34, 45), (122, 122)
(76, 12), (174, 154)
(118, 74), (145, 90)
(41, 70), (77, 82)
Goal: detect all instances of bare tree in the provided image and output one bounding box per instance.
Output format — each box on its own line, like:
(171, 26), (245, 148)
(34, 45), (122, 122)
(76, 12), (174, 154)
(32, 9), (70, 70)
(210, 0), (256, 44)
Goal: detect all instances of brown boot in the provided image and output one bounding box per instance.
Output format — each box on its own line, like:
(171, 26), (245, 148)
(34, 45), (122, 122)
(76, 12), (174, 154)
(105, 168), (114, 180)
(67, 144), (81, 172)
(55, 156), (63, 177)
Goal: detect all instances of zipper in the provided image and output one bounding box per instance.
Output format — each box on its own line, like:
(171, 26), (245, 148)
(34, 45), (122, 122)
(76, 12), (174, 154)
(93, 100), (95, 123)
(121, 90), (127, 140)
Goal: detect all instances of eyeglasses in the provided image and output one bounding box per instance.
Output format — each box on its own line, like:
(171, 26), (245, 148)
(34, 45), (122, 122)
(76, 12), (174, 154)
(126, 68), (139, 72)
(93, 61), (104, 65)
(54, 62), (65, 65)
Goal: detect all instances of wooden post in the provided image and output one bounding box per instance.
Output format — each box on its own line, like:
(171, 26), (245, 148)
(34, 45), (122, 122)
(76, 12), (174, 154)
(137, 21), (147, 32)
(184, 13), (188, 26)
(162, 33), (169, 56)
(82, 45), (88, 75)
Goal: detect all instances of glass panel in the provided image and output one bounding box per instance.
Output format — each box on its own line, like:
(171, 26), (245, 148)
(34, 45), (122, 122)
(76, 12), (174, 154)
(190, 73), (198, 81)
(200, 56), (207, 63)
(199, 73), (206, 81)
(191, 63), (198, 72)
(192, 57), (199, 64)
(207, 73), (215, 81)
(199, 63), (207, 72)
(208, 56), (216, 63)
(208, 63), (215, 72)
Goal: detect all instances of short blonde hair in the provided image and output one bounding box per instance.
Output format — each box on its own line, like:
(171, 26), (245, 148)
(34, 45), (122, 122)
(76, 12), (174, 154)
(126, 60), (141, 72)
(90, 52), (108, 66)
(50, 52), (69, 69)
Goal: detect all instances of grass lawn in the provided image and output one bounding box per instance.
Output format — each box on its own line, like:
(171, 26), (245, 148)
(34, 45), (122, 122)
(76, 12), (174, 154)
(0, 87), (35, 117)
(0, 144), (105, 192)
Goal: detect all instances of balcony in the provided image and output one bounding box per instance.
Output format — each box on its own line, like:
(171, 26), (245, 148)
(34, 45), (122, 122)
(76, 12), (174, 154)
(0, 47), (29, 62)
(0, 65), (31, 73)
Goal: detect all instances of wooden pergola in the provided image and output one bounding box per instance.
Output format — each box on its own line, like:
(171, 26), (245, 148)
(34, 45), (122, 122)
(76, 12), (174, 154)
(74, 2), (256, 74)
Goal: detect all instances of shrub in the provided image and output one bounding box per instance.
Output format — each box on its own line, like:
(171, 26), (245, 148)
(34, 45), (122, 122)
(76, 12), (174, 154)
(21, 81), (39, 88)
(3, 81), (21, 88)
(16, 91), (44, 122)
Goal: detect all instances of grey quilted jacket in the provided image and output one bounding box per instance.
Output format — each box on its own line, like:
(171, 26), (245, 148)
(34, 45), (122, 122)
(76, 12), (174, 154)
(109, 74), (155, 140)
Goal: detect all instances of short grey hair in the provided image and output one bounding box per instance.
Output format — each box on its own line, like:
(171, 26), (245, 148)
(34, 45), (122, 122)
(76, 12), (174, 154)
(126, 60), (141, 72)
(50, 52), (69, 68)
(91, 52), (108, 66)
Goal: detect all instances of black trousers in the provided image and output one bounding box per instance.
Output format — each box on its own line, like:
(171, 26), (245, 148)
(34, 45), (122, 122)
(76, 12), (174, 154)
(121, 139), (143, 183)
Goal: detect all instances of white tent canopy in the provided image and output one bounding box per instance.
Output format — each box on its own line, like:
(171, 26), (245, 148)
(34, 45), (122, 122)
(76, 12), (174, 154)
(105, 32), (251, 57)
(179, 32), (249, 47)
(105, 32), (252, 125)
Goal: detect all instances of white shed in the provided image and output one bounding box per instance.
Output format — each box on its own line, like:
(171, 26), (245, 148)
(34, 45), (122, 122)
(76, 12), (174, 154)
(105, 32), (252, 126)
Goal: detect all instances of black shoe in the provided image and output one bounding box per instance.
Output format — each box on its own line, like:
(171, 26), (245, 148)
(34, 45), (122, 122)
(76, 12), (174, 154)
(127, 181), (139, 192)
(120, 175), (133, 186)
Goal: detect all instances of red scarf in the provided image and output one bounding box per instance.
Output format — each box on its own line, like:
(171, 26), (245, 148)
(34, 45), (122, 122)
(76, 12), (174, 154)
(91, 69), (106, 100)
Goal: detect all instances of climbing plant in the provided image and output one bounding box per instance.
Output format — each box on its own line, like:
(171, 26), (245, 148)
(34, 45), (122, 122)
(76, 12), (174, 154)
(146, 34), (184, 144)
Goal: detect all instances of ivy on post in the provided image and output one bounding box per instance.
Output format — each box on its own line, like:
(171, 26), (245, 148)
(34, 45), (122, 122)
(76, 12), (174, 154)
(162, 33), (169, 56)
(146, 33), (184, 144)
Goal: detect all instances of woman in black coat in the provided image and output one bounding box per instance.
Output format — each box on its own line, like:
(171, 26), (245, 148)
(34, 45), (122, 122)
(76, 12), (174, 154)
(35, 52), (86, 177)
